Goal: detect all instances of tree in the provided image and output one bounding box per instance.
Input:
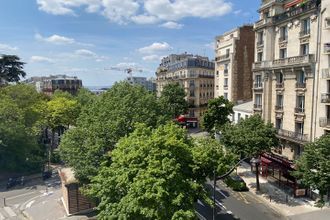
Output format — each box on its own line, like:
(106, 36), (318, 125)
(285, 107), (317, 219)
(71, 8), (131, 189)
(75, 88), (97, 107)
(86, 123), (212, 220)
(60, 82), (164, 183)
(294, 135), (330, 206)
(221, 114), (278, 158)
(159, 83), (188, 119)
(0, 55), (26, 84)
(201, 96), (234, 134)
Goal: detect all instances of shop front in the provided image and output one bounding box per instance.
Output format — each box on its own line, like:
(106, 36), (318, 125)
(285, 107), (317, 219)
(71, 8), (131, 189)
(260, 153), (306, 197)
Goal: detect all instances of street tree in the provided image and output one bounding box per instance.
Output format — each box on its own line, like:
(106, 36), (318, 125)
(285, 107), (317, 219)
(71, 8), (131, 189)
(0, 55), (26, 84)
(221, 114), (278, 158)
(159, 83), (188, 119)
(201, 96), (234, 134)
(86, 123), (211, 220)
(60, 82), (164, 183)
(294, 135), (330, 206)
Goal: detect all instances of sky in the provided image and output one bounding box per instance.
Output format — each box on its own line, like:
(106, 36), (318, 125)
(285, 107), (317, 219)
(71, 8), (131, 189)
(0, 0), (260, 87)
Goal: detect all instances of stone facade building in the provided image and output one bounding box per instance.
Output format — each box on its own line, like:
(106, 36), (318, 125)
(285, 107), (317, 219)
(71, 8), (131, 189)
(156, 53), (215, 123)
(252, 0), (328, 160)
(215, 25), (255, 103)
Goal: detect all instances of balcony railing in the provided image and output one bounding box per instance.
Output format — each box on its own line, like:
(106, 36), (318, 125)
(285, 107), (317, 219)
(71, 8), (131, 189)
(295, 107), (305, 114)
(279, 37), (288, 43)
(275, 105), (283, 111)
(215, 54), (230, 62)
(296, 82), (306, 89)
(319, 117), (330, 127)
(224, 85), (228, 90)
(272, 54), (315, 68)
(273, 0), (318, 24)
(276, 129), (309, 142)
(321, 93), (330, 103)
(254, 17), (272, 29)
(276, 83), (284, 88)
(257, 41), (264, 46)
(299, 30), (310, 38)
(254, 104), (262, 109)
(322, 68), (330, 79)
(254, 83), (263, 89)
(252, 61), (271, 70)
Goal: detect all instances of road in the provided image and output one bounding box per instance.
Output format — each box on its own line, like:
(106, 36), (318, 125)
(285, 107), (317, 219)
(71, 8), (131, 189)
(195, 181), (286, 220)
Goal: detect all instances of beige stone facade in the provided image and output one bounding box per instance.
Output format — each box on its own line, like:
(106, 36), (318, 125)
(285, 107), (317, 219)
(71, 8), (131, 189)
(215, 25), (255, 103)
(156, 54), (215, 123)
(252, 0), (328, 160)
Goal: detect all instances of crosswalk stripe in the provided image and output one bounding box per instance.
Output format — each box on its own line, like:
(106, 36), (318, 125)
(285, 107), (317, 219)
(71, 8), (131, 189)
(4, 207), (16, 217)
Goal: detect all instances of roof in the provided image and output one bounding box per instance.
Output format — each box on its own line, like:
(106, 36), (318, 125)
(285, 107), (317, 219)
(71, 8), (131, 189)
(59, 168), (78, 185)
(233, 101), (253, 114)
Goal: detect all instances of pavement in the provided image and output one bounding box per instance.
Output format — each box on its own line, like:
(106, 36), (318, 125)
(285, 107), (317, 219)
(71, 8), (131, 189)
(236, 161), (330, 220)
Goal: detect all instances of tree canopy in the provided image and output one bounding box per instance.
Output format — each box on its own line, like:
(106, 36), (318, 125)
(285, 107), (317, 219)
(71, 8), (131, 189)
(86, 123), (233, 220)
(159, 83), (188, 119)
(201, 96), (234, 134)
(294, 135), (330, 206)
(60, 82), (165, 183)
(0, 55), (26, 84)
(221, 114), (278, 158)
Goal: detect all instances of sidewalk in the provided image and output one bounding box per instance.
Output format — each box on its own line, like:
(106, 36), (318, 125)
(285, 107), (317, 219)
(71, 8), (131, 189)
(236, 162), (328, 219)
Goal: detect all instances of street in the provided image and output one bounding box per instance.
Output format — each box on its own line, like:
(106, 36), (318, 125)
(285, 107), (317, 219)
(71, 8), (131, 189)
(195, 181), (285, 220)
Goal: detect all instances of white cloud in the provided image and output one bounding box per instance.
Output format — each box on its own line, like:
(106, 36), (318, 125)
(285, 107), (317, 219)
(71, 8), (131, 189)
(75, 49), (97, 57)
(142, 54), (161, 61)
(0, 43), (18, 52)
(233, 9), (251, 17)
(159, 21), (183, 29)
(138, 42), (172, 54)
(35, 33), (75, 44)
(30, 56), (54, 63)
(36, 0), (232, 25)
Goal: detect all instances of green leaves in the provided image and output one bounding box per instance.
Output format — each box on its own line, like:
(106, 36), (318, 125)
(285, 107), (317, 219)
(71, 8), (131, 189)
(221, 114), (278, 158)
(0, 55), (26, 84)
(201, 96), (234, 134)
(294, 135), (330, 206)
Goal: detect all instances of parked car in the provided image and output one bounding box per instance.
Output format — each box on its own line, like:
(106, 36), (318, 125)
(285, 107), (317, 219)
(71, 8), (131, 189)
(42, 171), (52, 180)
(6, 178), (18, 189)
(224, 174), (248, 191)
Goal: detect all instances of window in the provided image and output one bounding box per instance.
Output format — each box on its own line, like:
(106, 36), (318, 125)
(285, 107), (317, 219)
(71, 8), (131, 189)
(189, 90), (195, 97)
(226, 49), (230, 56)
(297, 71), (306, 88)
(255, 94), (262, 107)
(257, 52), (263, 62)
(276, 95), (283, 108)
(238, 113), (241, 123)
(258, 31), (263, 45)
(224, 78), (228, 86)
(295, 122), (304, 134)
(280, 48), (287, 59)
(276, 118), (283, 130)
(302, 18), (310, 35)
(276, 72), (284, 84)
(326, 18), (330, 29)
(280, 26), (288, 41)
(216, 71), (219, 77)
(216, 85), (219, 90)
(296, 95), (305, 112)
(224, 93), (228, 99)
(255, 75), (262, 87)
(301, 43), (309, 55)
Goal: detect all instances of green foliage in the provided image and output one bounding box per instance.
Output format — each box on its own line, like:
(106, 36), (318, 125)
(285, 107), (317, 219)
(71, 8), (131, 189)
(86, 123), (209, 220)
(75, 88), (97, 107)
(0, 55), (26, 84)
(224, 175), (248, 191)
(201, 96), (234, 134)
(60, 82), (164, 183)
(221, 114), (278, 158)
(294, 135), (330, 206)
(159, 83), (188, 119)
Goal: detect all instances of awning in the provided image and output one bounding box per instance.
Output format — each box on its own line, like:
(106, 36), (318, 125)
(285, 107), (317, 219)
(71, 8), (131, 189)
(261, 157), (272, 164)
(285, 0), (303, 8)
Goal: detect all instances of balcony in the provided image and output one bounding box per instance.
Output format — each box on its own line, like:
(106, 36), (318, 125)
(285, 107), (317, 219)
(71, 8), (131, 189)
(257, 41), (264, 47)
(278, 37), (288, 43)
(322, 68), (330, 79)
(276, 129), (309, 143)
(321, 93), (330, 103)
(272, 54), (315, 68)
(254, 18), (272, 29)
(224, 85), (228, 90)
(215, 54), (230, 62)
(252, 61), (272, 70)
(294, 107), (305, 114)
(296, 82), (306, 89)
(254, 83), (263, 90)
(299, 30), (310, 38)
(275, 105), (283, 111)
(324, 43), (330, 54)
(273, 0), (318, 24)
(253, 104), (262, 110)
(198, 74), (214, 79)
(319, 117), (330, 128)
(276, 83), (284, 89)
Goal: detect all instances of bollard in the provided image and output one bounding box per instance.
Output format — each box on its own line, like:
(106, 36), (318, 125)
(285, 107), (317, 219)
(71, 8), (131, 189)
(3, 198), (6, 206)
(269, 195), (272, 202)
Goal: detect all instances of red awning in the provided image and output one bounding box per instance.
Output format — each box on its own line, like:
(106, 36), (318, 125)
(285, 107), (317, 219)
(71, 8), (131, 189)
(285, 0), (303, 9)
(261, 156), (272, 164)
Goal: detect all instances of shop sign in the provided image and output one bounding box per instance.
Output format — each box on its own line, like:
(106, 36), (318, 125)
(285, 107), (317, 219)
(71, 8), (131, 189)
(295, 189), (306, 196)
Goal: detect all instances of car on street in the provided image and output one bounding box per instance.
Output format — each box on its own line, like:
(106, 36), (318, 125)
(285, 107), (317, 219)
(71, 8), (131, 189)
(42, 171), (52, 180)
(224, 174), (249, 191)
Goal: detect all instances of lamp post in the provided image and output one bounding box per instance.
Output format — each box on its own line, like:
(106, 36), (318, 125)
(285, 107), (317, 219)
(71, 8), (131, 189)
(213, 168), (216, 220)
(250, 158), (261, 191)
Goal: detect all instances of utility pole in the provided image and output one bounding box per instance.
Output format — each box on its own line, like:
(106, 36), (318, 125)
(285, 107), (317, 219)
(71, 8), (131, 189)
(213, 168), (216, 220)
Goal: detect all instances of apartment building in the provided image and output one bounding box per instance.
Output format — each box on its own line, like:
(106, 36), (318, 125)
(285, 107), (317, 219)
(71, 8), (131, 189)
(215, 25), (255, 103)
(252, 0), (327, 161)
(156, 53), (215, 123)
(126, 76), (156, 92)
(25, 75), (82, 96)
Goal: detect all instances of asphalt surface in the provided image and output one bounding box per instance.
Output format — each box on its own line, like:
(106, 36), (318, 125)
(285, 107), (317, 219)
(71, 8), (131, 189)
(195, 181), (286, 220)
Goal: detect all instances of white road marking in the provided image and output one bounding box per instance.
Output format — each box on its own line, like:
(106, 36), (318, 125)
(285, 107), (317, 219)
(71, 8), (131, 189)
(25, 200), (35, 209)
(211, 196), (226, 210)
(195, 211), (207, 220)
(6, 191), (37, 200)
(197, 199), (205, 207)
(0, 211), (5, 220)
(216, 186), (228, 198)
(227, 210), (233, 214)
(4, 207), (16, 217)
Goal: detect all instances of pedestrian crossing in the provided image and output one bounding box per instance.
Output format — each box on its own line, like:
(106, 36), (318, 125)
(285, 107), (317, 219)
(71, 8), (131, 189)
(0, 206), (17, 219)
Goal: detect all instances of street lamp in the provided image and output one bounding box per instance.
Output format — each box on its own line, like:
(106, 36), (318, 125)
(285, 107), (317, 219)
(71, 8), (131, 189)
(250, 158), (261, 191)
(213, 168), (216, 220)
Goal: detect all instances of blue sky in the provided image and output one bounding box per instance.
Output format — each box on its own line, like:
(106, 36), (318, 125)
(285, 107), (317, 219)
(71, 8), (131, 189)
(0, 0), (260, 86)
